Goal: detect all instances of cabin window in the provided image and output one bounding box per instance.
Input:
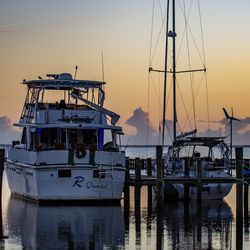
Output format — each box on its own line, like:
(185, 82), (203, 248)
(102, 129), (119, 151)
(98, 129), (104, 149)
(66, 128), (118, 151)
(21, 127), (26, 144)
(32, 128), (66, 150)
(68, 129), (97, 146)
(93, 170), (105, 178)
(58, 169), (71, 178)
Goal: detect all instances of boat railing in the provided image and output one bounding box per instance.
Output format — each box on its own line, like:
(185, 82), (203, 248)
(14, 143), (119, 153)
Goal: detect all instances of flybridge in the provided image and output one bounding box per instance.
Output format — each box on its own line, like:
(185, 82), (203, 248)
(19, 72), (121, 126)
(22, 73), (106, 89)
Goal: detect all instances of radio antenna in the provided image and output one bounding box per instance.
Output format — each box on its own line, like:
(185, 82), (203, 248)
(74, 65), (78, 80)
(101, 51), (105, 82)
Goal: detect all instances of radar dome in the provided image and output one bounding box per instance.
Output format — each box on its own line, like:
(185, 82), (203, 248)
(58, 73), (73, 80)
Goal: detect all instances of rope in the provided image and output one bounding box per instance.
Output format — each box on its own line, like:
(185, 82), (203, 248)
(198, 0), (210, 134)
(176, 0), (194, 64)
(150, 74), (163, 110)
(148, 0), (155, 67)
(149, 10), (167, 67)
(174, 0), (210, 136)
(147, 0), (156, 154)
(182, 0), (197, 130)
(182, 72), (206, 130)
(176, 79), (193, 131)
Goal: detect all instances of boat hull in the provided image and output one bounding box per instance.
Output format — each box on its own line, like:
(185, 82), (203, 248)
(5, 161), (125, 201)
(169, 182), (233, 200)
(153, 170), (233, 200)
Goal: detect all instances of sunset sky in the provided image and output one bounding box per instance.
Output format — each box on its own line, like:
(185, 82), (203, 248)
(0, 0), (250, 144)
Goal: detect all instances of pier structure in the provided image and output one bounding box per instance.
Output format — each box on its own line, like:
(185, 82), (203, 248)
(123, 146), (249, 250)
(0, 149), (8, 239)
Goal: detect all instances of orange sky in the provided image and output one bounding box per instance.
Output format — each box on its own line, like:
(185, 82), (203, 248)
(0, 0), (250, 143)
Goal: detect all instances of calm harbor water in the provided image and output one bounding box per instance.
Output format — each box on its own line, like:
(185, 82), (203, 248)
(0, 146), (249, 249)
(124, 145), (250, 159)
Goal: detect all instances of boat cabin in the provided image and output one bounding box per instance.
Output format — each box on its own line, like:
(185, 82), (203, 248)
(19, 126), (120, 152)
(13, 73), (123, 153)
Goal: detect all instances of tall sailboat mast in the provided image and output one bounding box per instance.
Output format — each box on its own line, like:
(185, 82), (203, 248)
(162, 0), (170, 147)
(153, 0), (206, 147)
(172, 0), (177, 143)
(162, 0), (177, 146)
(165, 0), (177, 144)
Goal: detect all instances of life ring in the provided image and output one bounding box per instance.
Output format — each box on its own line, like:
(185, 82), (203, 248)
(75, 143), (86, 159)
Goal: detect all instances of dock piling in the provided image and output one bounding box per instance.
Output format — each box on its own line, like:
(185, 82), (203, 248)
(244, 183), (249, 229)
(197, 160), (202, 202)
(0, 148), (7, 239)
(147, 158), (152, 216)
(134, 157), (141, 233)
(236, 147), (243, 219)
(236, 147), (243, 250)
(184, 158), (190, 202)
(156, 146), (163, 200)
(196, 159), (202, 248)
(124, 157), (130, 231)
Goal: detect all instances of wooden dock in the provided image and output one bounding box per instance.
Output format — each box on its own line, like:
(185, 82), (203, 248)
(123, 146), (249, 240)
(128, 175), (250, 185)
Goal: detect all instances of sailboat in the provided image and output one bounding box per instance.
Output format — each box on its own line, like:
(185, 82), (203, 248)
(150, 0), (233, 199)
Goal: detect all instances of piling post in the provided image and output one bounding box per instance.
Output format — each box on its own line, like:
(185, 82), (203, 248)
(244, 183), (249, 228)
(197, 160), (202, 201)
(196, 159), (202, 247)
(146, 158), (153, 239)
(134, 157), (141, 234)
(156, 196), (164, 250)
(147, 158), (152, 216)
(236, 147), (243, 250)
(0, 148), (6, 239)
(140, 159), (145, 170)
(147, 158), (152, 176)
(156, 147), (164, 249)
(156, 146), (163, 200)
(196, 199), (202, 249)
(124, 157), (130, 231)
(236, 148), (243, 218)
(0, 149), (4, 202)
(184, 158), (190, 223)
(184, 158), (190, 201)
(135, 158), (141, 185)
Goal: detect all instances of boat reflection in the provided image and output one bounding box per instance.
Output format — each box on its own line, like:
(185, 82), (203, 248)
(153, 199), (233, 250)
(7, 196), (125, 249)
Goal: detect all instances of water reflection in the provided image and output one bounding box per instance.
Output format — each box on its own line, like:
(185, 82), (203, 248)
(125, 197), (234, 249)
(2, 184), (249, 249)
(6, 196), (125, 249)
(159, 199), (233, 250)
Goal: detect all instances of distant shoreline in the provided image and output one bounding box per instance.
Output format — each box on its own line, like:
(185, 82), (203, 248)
(122, 144), (250, 148)
(1, 144), (250, 148)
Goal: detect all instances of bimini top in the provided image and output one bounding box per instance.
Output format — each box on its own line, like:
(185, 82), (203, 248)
(22, 73), (106, 89)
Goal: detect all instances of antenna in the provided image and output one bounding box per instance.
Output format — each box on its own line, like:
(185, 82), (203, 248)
(74, 66), (78, 80)
(101, 51), (105, 82)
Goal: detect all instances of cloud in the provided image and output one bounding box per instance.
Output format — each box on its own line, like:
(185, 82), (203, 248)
(198, 119), (221, 124)
(198, 116), (250, 145)
(0, 26), (28, 33)
(0, 116), (21, 144)
(125, 107), (158, 145)
(124, 110), (250, 145)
